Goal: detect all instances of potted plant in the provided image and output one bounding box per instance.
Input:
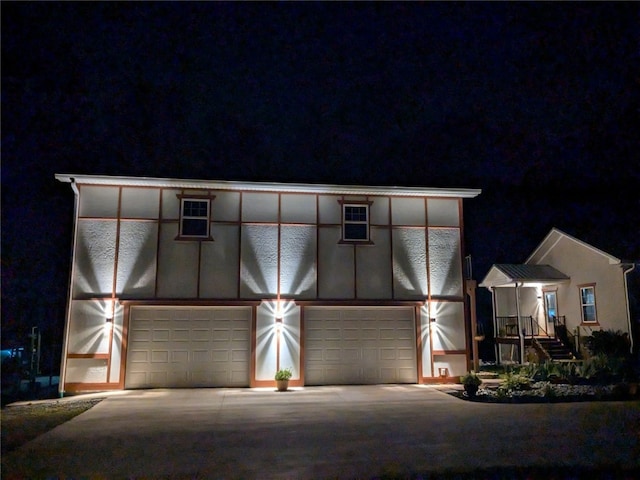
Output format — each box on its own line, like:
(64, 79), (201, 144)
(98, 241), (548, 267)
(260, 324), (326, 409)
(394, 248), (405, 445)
(275, 367), (293, 391)
(460, 371), (483, 398)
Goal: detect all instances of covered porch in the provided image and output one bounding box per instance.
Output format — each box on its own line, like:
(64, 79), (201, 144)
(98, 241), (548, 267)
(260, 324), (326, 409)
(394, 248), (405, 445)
(481, 264), (575, 364)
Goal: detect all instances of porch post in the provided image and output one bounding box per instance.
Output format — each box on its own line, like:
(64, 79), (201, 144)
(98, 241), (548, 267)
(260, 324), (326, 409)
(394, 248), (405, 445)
(515, 282), (525, 364)
(491, 287), (499, 365)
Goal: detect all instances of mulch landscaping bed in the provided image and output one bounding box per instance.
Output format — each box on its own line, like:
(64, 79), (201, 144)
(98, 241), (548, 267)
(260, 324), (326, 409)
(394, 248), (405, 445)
(449, 382), (638, 403)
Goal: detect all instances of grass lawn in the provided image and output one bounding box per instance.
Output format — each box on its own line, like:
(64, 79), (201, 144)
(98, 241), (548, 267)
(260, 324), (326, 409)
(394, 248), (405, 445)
(1, 397), (103, 454)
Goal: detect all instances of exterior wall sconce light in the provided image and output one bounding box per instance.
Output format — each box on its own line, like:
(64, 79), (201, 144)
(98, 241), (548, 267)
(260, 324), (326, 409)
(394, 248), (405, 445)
(105, 317), (113, 323)
(275, 317), (283, 331)
(430, 317), (436, 323)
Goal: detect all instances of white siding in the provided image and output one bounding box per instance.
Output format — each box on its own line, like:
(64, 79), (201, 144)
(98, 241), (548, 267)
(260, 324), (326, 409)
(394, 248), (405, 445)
(156, 223), (199, 298)
(391, 197), (425, 226)
(242, 192), (278, 223)
(161, 189), (181, 220)
(120, 188), (160, 219)
(211, 191), (241, 222)
(370, 197), (389, 225)
(356, 227), (392, 299)
(318, 195), (341, 224)
(66, 358), (108, 383)
(200, 225), (240, 298)
(281, 194), (317, 224)
(427, 199), (459, 226)
(79, 186), (119, 217)
(317, 226), (354, 298)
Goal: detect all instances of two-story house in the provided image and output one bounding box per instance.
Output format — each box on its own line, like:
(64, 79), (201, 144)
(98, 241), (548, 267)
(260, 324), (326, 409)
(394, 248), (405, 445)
(55, 174), (480, 394)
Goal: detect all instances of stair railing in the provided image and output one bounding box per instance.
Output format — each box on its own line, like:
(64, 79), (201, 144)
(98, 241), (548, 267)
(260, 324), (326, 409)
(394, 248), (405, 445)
(552, 316), (580, 358)
(532, 337), (552, 362)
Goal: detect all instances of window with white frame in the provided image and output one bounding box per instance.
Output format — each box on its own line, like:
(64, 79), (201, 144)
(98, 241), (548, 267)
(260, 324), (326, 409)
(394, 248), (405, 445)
(179, 198), (211, 239)
(342, 203), (370, 242)
(579, 285), (597, 323)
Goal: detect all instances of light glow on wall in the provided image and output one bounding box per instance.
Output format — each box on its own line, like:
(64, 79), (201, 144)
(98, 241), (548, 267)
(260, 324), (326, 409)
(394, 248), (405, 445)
(74, 221), (117, 296)
(240, 225), (278, 297)
(115, 222), (158, 296)
(392, 229), (427, 296)
(430, 302), (465, 351)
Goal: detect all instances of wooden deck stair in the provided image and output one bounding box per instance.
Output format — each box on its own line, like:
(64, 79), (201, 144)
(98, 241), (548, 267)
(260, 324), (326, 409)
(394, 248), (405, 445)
(530, 337), (577, 361)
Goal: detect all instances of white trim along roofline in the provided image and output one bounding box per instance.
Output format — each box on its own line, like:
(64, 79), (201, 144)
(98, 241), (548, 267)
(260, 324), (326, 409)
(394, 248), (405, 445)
(55, 174), (482, 198)
(526, 227), (621, 265)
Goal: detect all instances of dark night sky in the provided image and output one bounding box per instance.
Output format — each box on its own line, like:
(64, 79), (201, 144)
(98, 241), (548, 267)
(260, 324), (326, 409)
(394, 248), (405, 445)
(2, 2), (639, 351)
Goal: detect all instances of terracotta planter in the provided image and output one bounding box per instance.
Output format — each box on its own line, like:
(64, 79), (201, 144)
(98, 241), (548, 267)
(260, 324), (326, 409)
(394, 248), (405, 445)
(276, 380), (289, 392)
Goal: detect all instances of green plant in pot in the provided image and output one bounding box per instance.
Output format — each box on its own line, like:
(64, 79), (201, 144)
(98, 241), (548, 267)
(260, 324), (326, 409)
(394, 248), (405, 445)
(460, 371), (483, 398)
(275, 367), (293, 391)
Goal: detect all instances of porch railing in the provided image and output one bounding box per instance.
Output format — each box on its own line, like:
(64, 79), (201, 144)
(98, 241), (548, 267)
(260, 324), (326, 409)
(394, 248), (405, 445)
(496, 315), (553, 339)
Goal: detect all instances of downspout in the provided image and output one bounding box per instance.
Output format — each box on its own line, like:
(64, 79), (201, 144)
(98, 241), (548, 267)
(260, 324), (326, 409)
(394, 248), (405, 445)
(515, 282), (525, 364)
(623, 263), (636, 353)
(491, 287), (499, 365)
(58, 178), (80, 397)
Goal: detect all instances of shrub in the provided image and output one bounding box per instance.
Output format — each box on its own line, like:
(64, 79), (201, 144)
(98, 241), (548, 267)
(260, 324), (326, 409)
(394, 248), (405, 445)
(460, 371), (483, 386)
(585, 330), (630, 357)
(499, 373), (531, 394)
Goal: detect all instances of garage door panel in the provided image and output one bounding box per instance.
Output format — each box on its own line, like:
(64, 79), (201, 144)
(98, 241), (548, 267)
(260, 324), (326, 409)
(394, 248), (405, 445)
(306, 349), (323, 361)
(126, 306), (251, 388)
(362, 328), (379, 340)
(129, 350), (148, 363)
(151, 351), (169, 363)
(397, 348), (415, 360)
(324, 348), (341, 361)
(172, 329), (190, 341)
(380, 348), (397, 360)
(231, 350), (248, 362)
(149, 372), (168, 384)
(305, 307), (417, 385)
(398, 368), (416, 382)
(172, 351), (189, 363)
(362, 348), (378, 361)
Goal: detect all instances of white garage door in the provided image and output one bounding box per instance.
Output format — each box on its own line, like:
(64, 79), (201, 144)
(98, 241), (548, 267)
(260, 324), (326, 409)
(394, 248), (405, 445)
(305, 307), (417, 385)
(125, 306), (251, 388)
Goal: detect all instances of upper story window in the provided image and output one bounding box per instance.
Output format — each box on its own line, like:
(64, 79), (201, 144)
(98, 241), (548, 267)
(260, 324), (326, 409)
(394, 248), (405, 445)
(177, 196), (214, 240)
(579, 284), (597, 324)
(340, 201), (373, 243)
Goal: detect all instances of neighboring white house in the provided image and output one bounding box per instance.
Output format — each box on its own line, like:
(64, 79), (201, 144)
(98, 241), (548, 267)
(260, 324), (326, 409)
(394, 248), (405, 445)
(480, 228), (636, 364)
(55, 174), (481, 394)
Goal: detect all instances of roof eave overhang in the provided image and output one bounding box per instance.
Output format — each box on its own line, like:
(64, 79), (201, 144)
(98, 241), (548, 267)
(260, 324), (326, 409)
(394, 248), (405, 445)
(55, 174), (482, 198)
(481, 278), (571, 288)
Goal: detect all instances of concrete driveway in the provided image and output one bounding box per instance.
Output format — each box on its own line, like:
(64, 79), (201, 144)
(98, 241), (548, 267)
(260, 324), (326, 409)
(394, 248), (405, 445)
(3, 385), (639, 479)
